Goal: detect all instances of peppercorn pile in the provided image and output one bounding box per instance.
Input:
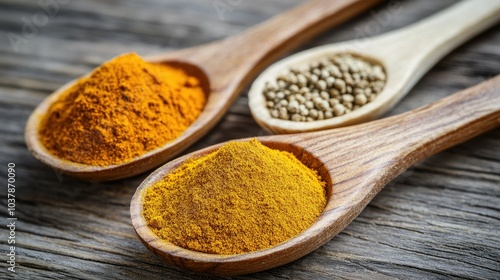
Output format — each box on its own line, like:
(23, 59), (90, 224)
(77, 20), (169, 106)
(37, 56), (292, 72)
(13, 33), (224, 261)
(263, 54), (386, 122)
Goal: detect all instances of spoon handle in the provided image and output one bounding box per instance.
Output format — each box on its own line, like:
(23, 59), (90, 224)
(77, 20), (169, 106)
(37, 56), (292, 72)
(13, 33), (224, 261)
(228, 0), (382, 73)
(359, 75), (500, 175)
(280, 76), (500, 212)
(377, 0), (500, 78)
(170, 0), (382, 88)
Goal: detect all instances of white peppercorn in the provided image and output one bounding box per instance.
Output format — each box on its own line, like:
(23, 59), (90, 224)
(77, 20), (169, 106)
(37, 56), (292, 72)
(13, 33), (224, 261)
(317, 80), (327, 91)
(317, 100), (329, 111)
(326, 76), (335, 87)
(289, 84), (299, 93)
(329, 98), (339, 107)
(319, 59), (330, 68)
(317, 111), (324, 120)
(309, 74), (319, 84)
(334, 79), (346, 92)
(287, 100), (299, 113)
(297, 74), (307, 87)
(279, 107), (288, 120)
(333, 104), (346, 116)
(368, 94), (376, 102)
(305, 101), (314, 109)
(354, 93), (367, 106)
(265, 91), (276, 100)
(296, 94), (306, 104)
(339, 64), (349, 72)
(320, 91), (329, 100)
(329, 66), (342, 78)
(342, 94), (354, 103)
(265, 82), (278, 91)
(353, 88), (364, 96)
(299, 107), (309, 116)
(291, 113), (302, 121)
(358, 80), (369, 88)
(298, 87), (307, 94)
(287, 73), (298, 84)
(352, 73), (361, 82)
(309, 109), (319, 119)
(343, 101), (353, 110)
(321, 70), (330, 79)
(329, 89), (340, 98)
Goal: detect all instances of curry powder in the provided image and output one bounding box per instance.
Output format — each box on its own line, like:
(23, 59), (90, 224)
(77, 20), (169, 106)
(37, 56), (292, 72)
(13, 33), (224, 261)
(142, 139), (326, 255)
(38, 53), (206, 166)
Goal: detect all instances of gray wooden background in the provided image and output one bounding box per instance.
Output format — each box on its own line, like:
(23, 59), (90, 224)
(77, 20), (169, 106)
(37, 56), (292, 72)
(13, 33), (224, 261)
(0, 0), (499, 279)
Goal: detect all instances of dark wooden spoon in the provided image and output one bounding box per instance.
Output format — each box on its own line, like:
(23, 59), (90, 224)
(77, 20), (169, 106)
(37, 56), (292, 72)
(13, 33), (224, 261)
(131, 76), (500, 276)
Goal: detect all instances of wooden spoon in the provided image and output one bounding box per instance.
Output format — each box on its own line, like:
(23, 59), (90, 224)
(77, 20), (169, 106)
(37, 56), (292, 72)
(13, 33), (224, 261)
(249, 0), (500, 134)
(25, 0), (381, 181)
(131, 76), (500, 276)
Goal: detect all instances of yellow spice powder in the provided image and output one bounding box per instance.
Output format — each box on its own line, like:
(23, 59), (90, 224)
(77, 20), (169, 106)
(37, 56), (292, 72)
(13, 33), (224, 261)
(142, 139), (326, 255)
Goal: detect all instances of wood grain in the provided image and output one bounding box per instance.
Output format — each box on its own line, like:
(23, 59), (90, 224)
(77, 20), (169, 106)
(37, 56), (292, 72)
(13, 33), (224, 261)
(249, 0), (500, 133)
(131, 76), (500, 276)
(0, 0), (499, 279)
(24, 0), (381, 181)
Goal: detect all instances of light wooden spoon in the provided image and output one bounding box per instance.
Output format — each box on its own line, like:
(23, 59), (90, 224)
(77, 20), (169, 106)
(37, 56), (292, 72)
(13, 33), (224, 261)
(25, 0), (381, 181)
(249, 0), (500, 134)
(131, 76), (500, 276)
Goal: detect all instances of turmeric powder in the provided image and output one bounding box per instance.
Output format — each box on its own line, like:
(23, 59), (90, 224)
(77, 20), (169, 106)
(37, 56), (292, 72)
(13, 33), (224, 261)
(38, 53), (206, 166)
(142, 139), (326, 255)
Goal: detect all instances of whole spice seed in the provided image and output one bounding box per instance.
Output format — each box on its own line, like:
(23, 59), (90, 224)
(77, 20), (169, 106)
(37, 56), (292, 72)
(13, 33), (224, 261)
(263, 54), (386, 121)
(143, 139), (326, 255)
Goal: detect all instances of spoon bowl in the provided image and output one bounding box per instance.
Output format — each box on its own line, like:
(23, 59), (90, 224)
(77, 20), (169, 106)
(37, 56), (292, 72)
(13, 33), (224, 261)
(25, 0), (382, 181)
(24, 60), (210, 181)
(131, 76), (500, 275)
(249, 0), (500, 134)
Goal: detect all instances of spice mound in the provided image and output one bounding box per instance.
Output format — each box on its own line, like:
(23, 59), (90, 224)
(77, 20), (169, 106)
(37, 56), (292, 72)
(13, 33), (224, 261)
(39, 53), (206, 166)
(264, 53), (386, 122)
(142, 139), (326, 255)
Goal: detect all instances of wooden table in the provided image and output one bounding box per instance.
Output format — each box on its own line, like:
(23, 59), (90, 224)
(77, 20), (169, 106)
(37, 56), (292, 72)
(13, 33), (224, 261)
(1, 0), (499, 279)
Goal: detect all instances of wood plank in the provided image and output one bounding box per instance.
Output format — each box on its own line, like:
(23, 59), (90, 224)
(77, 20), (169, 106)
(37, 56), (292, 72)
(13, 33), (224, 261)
(0, 0), (498, 278)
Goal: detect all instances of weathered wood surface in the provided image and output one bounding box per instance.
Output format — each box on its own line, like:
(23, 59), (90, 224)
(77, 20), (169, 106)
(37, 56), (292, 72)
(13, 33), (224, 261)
(0, 0), (498, 279)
